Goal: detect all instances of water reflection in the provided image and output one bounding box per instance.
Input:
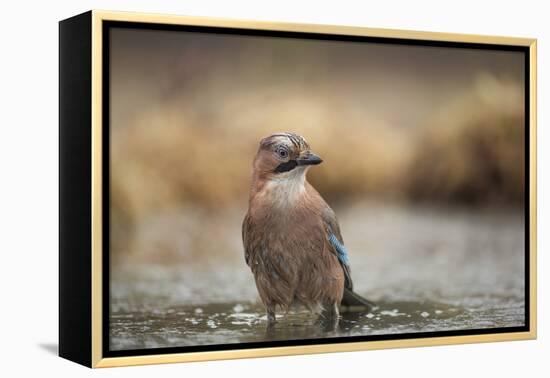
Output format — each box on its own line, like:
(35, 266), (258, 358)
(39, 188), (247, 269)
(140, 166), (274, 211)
(110, 299), (524, 351)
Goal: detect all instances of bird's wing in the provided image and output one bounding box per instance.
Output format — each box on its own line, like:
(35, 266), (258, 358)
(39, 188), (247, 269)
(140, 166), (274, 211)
(322, 206), (376, 310)
(242, 212), (253, 266)
(328, 232), (350, 266)
(321, 207), (354, 291)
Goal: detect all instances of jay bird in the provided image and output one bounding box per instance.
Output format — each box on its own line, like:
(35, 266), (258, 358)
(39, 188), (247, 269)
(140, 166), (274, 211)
(242, 132), (374, 325)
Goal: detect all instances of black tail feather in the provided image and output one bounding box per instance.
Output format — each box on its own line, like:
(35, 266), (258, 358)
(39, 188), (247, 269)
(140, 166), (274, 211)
(340, 288), (376, 312)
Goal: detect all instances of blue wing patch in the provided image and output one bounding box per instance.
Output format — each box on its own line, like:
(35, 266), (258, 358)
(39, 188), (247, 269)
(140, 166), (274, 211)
(328, 233), (350, 266)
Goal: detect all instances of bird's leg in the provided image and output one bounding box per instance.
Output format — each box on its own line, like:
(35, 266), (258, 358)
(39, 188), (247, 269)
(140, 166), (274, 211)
(321, 302), (340, 320)
(267, 308), (276, 326)
(264, 308), (277, 339)
(318, 302), (340, 331)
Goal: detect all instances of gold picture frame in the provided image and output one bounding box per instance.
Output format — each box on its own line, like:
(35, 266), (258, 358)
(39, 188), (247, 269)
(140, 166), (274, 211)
(59, 10), (537, 368)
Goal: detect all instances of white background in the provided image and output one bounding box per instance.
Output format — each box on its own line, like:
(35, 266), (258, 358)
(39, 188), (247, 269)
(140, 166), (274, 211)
(0, 0), (546, 376)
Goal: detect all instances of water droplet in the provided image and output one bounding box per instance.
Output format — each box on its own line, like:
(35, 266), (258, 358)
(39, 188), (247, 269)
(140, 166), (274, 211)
(207, 320), (218, 328)
(233, 304), (244, 313)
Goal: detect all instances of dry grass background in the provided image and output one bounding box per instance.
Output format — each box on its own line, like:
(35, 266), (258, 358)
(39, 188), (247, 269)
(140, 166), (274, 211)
(109, 28), (525, 261)
(409, 74), (525, 204)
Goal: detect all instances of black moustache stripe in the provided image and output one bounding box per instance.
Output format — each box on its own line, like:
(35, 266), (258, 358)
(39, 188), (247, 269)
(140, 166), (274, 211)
(274, 160), (298, 173)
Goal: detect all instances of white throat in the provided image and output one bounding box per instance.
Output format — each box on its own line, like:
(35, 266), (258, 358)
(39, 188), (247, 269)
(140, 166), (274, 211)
(263, 167), (308, 209)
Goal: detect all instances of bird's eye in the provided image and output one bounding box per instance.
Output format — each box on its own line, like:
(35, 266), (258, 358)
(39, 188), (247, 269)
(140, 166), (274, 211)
(277, 147), (289, 159)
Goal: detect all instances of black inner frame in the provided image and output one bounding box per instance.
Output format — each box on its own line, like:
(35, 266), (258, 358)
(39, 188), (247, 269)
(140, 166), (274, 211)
(102, 20), (531, 358)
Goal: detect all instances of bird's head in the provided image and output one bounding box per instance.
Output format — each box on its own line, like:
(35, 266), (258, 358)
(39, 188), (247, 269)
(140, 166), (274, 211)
(252, 132), (322, 182)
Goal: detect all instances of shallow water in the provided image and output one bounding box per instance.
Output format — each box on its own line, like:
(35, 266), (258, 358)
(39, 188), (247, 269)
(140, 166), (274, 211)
(110, 300), (524, 350)
(110, 202), (525, 351)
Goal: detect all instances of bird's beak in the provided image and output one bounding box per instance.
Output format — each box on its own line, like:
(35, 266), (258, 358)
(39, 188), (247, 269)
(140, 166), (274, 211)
(297, 151), (323, 166)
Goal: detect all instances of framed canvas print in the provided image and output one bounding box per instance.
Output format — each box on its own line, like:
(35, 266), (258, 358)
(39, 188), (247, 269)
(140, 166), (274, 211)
(59, 10), (537, 368)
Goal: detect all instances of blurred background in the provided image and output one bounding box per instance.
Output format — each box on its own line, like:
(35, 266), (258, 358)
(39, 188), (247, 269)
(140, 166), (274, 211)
(109, 27), (525, 350)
